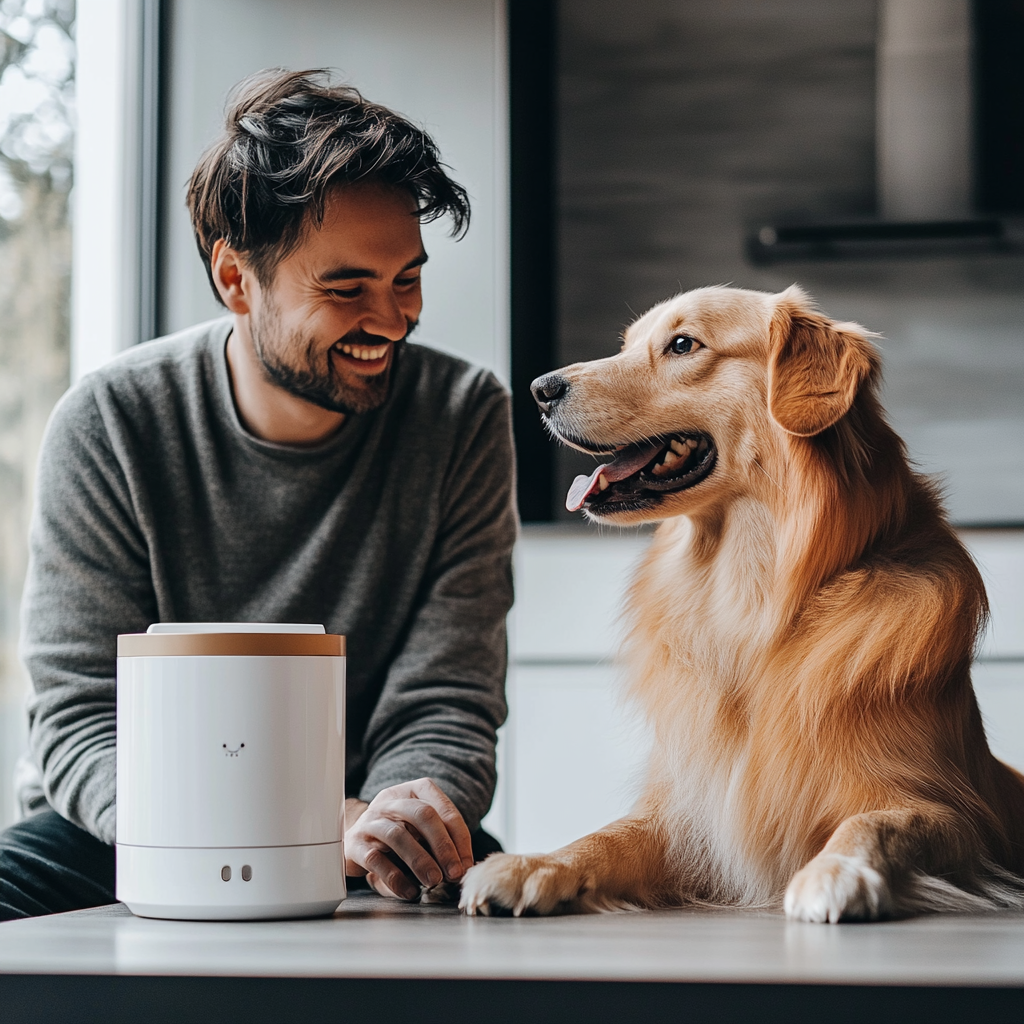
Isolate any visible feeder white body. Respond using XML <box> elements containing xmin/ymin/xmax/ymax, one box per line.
<box><xmin>116</xmin><ymin>623</ymin><xmax>346</xmax><ymax>920</ymax></box>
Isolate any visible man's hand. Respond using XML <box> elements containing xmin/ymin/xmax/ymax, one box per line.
<box><xmin>344</xmin><ymin>778</ymin><xmax>475</xmax><ymax>900</ymax></box>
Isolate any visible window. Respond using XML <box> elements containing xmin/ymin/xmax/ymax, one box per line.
<box><xmin>0</xmin><ymin>0</ymin><xmax>74</xmax><ymax>828</ymax></box>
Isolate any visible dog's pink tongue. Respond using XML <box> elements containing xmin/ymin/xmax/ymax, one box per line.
<box><xmin>566</xmin><ymin>465</ymin><xmax>607</xmax><ymax>512</ymax></box>
<box><xmin>565</xmin><ymin>442</ymin><xmax>662</xmax><ymax>512</ymax></box>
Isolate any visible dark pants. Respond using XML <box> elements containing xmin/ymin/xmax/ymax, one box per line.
<box><xmin>0</xmin><ymin>810</ymin><xmax>115</xmax><ymax>921</ymax></box>
<box><xmin>0</xmin><ymin>809</ymin><xmax>503</xmax><ymax>921</ymax></box>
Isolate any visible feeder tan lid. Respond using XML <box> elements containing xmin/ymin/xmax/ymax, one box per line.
<box><xmin>117</xmin><ymin>623</ymin><xmax>345</xmax><ymax>657</ymax></box>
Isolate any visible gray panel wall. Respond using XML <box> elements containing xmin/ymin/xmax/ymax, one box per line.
<box><xmin>555</xmin><ymin>0</ymin><xmax>1024</xmax><ymax>524</ymax></box>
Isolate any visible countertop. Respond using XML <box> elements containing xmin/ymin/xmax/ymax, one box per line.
<box><xmin>2</xmin><ymin>893</ymin><xmax>1024</xmax><ymax>1022</ymax></box>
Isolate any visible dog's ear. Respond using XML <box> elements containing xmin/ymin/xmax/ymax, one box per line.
<box><xmin>768</xmin><ymin>289</ymin><xmax>877</xmax><ymax>437</ymax></box>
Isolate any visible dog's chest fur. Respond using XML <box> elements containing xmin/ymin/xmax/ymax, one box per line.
<box><xmin>622</xmin><ymin>511</ymin><xmax>815</xmax><ymax>905</ymax></box>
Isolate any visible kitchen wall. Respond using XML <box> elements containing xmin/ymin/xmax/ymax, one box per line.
<box><xmin>554</xmin><ymin>0</ymin><xmax>1024</xmax><ymax>525</ymax></box>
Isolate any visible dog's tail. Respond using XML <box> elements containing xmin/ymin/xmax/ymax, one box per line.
<box><xmin>902</xmin><ymin>862</ymin><xmax>1024</xmax><ymax>914</ymax></box>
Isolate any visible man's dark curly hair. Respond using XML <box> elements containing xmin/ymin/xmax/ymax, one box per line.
<box><xmin>187</xmin><ymin>68</ymin><xmax>471</xmax><ymax>301</ymax></box>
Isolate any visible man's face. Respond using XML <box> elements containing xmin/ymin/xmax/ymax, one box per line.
<box><xmin>248</xmin><ymin>181</ymin><xmax>426</xmax><ymax>415</ymax></box>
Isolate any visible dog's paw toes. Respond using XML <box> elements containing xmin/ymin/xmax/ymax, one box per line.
<box><xmin>419</xmin><ymin>880</ymin><xmax>461</xmax><ymax>905</ymax></box>
<box><xmin>459</xmin><ymin>854</ymin><xmax>583</xmax><ymax>917</ymax></box>
<box><xmin>784</xmin><ymin>853</ymin><xmax>891</xmax><ymax>923</ymax></box>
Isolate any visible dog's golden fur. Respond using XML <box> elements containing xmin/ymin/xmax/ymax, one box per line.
<box><xmin>460</xmin><ymin>284</ymin><xmax>1024</xmax><ymax>922</ymax></box>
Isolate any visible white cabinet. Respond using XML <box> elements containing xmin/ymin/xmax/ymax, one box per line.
<box><xmin>967</xmin><ymin>531</ymin><xmax>1024</xmax><ymax>660</ymax></box>
<box><xmin>974</xmin><ymin>662</ymin><xmax>1024</xmax><ymax>772</ymax></box>
<box><xmin>503</xmin><ymin>664</ymin><xmax>649</xmax><ymax>855</ymax></box>
<box><xmin>967</xmin><ymin>529</ymin><xmax>1024</xmax><ymax>772</ymax></box>
<box><xmin>483</xmin><ymin>529</ymin><xmax>651</xmax><ymax>850</ymax></box>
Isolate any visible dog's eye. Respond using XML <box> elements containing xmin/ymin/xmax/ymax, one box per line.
<box><xmin>668</xmin><ymin>335</ymin><xmax>702</xmax><ymax>355</ymax></box>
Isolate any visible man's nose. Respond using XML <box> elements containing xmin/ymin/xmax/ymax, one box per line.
<box><xmin>531</xmin><ymin>374</ymin><xmax>568</xmax><ymax>415</ymax></box>
<box><xmin>362</xmin><ymin>293</ymin><xmax>410</xmax><ymax>341</ymax></box>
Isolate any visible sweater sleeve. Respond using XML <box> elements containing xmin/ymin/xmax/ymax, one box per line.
<box><xmin>357</xmin><ymin>380</ymin><xmax>517</xmax><ymax>832</ymax></box>
<box><xmin>19</xmin><ymin>382</ymin><xmax>156</xmax><ymax>844</ymax></box>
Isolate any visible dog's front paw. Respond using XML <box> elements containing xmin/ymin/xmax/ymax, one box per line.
<box><xmin>419</xmin><ymin>880</ymin><xmax>461</xmax><ymax>905</ymax></box>
<box><xmin>459</xmin><ymin>853</ymin><xmax>584</xmax><ymax>916</ymax></box>
<box><xmin>784</xmin><ymin>853</ymin><xmax>892</xmax><ymax>923</ymax></box>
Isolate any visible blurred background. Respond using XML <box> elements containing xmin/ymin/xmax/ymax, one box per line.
<box><xmin>0</xmin><ymin>0</ymin><xmax>1021</xmax><ymax>853</ymax></box>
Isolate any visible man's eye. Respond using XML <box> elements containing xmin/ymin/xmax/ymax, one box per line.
<box><xmin>395</xmin><ymin>275</ymin><xmax>420</xmax><ymax>288</ymax></box>
<box><xmin>330</xmin><ymin>288</ymin><xmax>361</xmax><ymax>299</ymax></box>
<box><xmin>667</xmin><ymin>334</ymin><xmax>702</xmax><ymax>355</ymax></box>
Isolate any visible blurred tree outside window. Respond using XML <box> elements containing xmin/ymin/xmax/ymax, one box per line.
<box><xmin>0</xmin><ymin>0</ymin><xmax>74</xmax><ymax>827</ymax></box>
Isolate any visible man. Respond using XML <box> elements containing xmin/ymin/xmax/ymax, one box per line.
<box><xmin>0</xmin><ymin>69</ymin><xmax>516</xmax><ymax>919</ymax></box>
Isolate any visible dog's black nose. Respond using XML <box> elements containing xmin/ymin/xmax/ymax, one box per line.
<box><xmin>531</xmin><ymin>374</ymin><xmax>568</xmax><ymax>415</ymax></box>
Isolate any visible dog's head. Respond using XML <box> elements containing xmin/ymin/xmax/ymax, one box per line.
<box><xmin>534</xmin><ymin>285</ymin><xmax>880</xmax><ymax>525</ymax></box>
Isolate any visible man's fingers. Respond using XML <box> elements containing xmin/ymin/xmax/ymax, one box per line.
<box><xmin>400</xmin><ymin>779</ymin><xmax>474</xmax><ymax>871</ymax></box>
<box><xmin>366</xmin><ymin>871</ymin><xmax>408</xmax><ymax>901</ymax></box>
<box><xmin>385</xmin><ymin>798</ymin><xmax>465</xmax><ymax>879</ymax></box>
<box><xmin>362</xmin><ymin>847</ymin><xmax>419</xmax><ymax>901</ymax></box>
<box><xmin>351</xmin><ymin>779</ymin><xmax>476</xmax><ymax>901</ymax></box>
<box><xmin>363</xmin><ymin>813</ymin><xmax>447</xmax><ymax>888</ymax></box>
<box><xmin>344</xmin><ymin>854</ymin><xmax>368</xmax><ymax>878</ymax></box>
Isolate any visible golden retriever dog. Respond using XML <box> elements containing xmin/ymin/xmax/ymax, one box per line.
<box><xmin>460</xmin><ymin>284</ymin><xmax>1024</xmax><ymax>922</ymax></box>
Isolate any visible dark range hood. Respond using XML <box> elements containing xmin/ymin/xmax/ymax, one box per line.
<box><xmin>747</xmin><ymin>0</ymin><xmax>1023</xmax><ymax>264</ymax></box>
<box><xmin>748</xmin><ymin>217</ymin><xmax>1018</xmax><ymax>263</ymax></box>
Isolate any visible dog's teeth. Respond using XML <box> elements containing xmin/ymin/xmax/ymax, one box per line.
<box><xmin>598</xmin><ymin>473</ymin><xmax>610</xmax><ymax>491</ymax></box>
<box><xmin>663</xmin><ymin>450</ymin><xmax>680</xmax><ymax>464</ymax></box>
<box><xmin>670</xmin><ymin>440</ymin><xmax>686</xmax><ymax>455</ymax></box>
<box><xmin>686</xmin><ymin>437</ymin><xmax>698</xmax><ymax>449</ymax></box>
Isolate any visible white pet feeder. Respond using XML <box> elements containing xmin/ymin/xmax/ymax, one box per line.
<box><xmin>115</xmin><ymin>623</ymin><xmax>346</xmax><ymax>920</ymax></box>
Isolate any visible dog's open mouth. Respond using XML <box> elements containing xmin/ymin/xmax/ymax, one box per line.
<box><xmin>565</xmin><ymin>433</ymin><xmax>717</xmax><ymax>513</ymax></box>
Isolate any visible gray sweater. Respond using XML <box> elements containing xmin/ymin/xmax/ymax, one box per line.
<box><xmin>18</xmin><ymin>317</ymin><xmax>516</xmax><ymax>844</ymax></box>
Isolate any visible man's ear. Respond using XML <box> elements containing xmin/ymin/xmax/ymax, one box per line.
<box><xmin>767</xmin><ymin>287</ymin><xmax>878</xmax><ymax>437</ymax></box>
<box><xmin>210</xmin><ymin>239</ymin><xmax>252</xmax><ymax>315</ymax></box>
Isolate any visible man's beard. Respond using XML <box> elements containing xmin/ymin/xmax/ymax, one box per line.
<box><xmin>250</xmin><ymin>297</ymin><xmax>411</xmax><ymax>416</ymax></box>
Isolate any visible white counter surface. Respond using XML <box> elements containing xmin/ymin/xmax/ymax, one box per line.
<box><xmin>1</xmin><ymin>892</ymin><xmax>1023</xmax><ymax>988</ymax></box>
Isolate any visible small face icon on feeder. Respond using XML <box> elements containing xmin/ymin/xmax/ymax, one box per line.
<box><xmin>222</xmin><ymin>742</ymin><xmax>245</xmax><ymax>757</ymax></box>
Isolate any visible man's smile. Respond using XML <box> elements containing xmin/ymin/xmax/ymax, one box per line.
<box><xmin>331</xmin><ymin>340</ymin><xmax>393</xmax><ymax>375</ymax></box>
